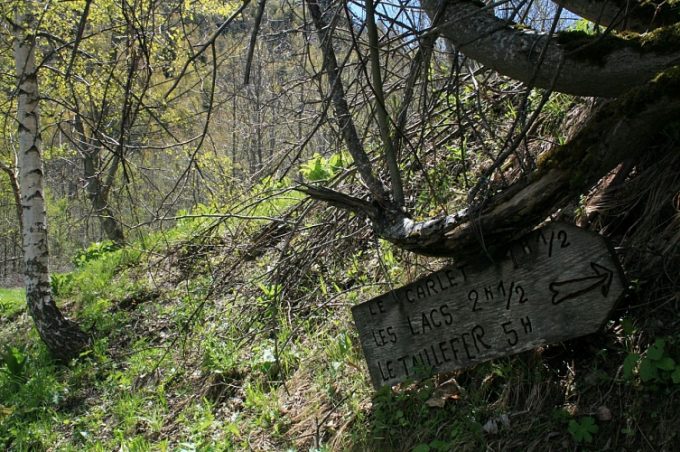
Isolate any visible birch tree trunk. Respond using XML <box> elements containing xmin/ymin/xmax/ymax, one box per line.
<box><xmin>14</xmin><ymin>5</ymin><xmax>89</xmax><ymax>361</ymax></box>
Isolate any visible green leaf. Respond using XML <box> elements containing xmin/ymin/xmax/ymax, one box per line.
<box><xmin>647</xmin><ymin>339</ymin><xmax>666</xmax><ymax>361</ymax></box>
<box><xmin>623</xmin><ymin>353</ymin><xmax>639</xmax><ymax>380</ymax></box>
<box><xmin>671</xmin><ymin>367</ymin><xmax>680</xmax><ymax>384</ymax></box>
<box><xmin>569</xmin><ymin>417</ymin><xmax>599</xmax><ymax>443</ymax></box>
<box><xmin>639</xmin><ymin>358</ymin><xmax>659</xmax><ymax>382</ymax></box>
<box><xmin>621</xmin><ymin>318</ymin><xmax>635</xmax><ymax>335</ymax></box>
<box><xmin>656</xmin><ymin>357</ymin><xmax>676</xmax><ymax>371</ymax></box>
<box><xmin>429</xmin><ymin>440</ymin><xmax>450</xmax><ymax>451</ymax></box>
<box><xmin>412</xmin><ymin>444</ymin><xmax>430</xmax><ymax>452</ymax></box>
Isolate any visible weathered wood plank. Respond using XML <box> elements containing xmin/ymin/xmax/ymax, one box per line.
<box><xmin>351</xmin><ymin>222</ymin><xmax>625</xmax><ymax>388</ymax></box>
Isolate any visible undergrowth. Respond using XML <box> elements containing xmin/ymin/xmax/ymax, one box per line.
<box><xmin>1</xmin><ymin>128</ymin><xmax>679</xmax><ymax>451</ymax></box>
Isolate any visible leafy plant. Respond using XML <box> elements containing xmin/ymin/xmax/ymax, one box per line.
<box><xmin>72</xmin><ymin>240</ymin><xmax>119</xmax><ymax>268</ymax></box>
<box><xmin>0</xmin><ymin>288</ymin><xmax>25</xmax><ymax>318</ymax></box>
<box><xmin>51</xmin><ymin>272</ymin><xmax>74</xmax><ymax>297</ymax></box>
<box><xmin>300</xmin><ymin>151</ymin><xmax>349</xmax><ymax>182</ymax></box>
<box><xmin>412</xmin><ymin>439</ymin><xmax>454</xmax><ymax>452</ymax></box>
<box><xmin>624</xmin><ymin>338</ymin><xmax>680</xmax><ymax>384</ymax></box>
<box><xmin>0</xmin><ymin>346</ymin><xmax>28</xmax><ymax>389</ymax></box>
<box><xmin>568</xmin><ymin>416</ymin><xmax>599</xmax><ymax>443</ymax></box>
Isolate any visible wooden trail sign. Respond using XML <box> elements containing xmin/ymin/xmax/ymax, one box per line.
<box><xmin>352</xmin><ymin>222</ymin><xmax>625</xmax><ymax>388</ymax></box>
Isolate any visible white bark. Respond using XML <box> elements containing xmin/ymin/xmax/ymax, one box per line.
<box><xmin>15</xmin><ymin>8</ymin><xmax>48</xmax><ymax>316</ymax></box>
<box><xmin>421</xmin><ymin>0</ymin><xmax>680</xmax><ymax>97</ymax></box>
<box><xmin>14</xmin><ymin>5</ymin><xmax>88</xmax><ymax>360</ymax></box>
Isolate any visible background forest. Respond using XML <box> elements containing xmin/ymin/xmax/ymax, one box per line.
<box><xmin>1</xmin><ymin>0</ymin><xmax>679</xmax><ymax>450</ymax></box>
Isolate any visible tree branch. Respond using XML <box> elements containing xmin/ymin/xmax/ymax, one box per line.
<box><xmin>306</xmin><ymin>0</ymin><xmax>388</xmax><ymax>204</ymax></box>
<box><xmin>421</xmin><ymin>0</ymin><xmax>680</xmax><ymax>97</ymax></box>
<box><xmin>366</xmin><ymin>0</ymin><xmax>404</xmax><ymax>206</ymax></box>
<box><xmin>373</xmin><ymin>67</ymin><xmax>680</xmax><ymax>257</ymax></box>
<box><xmin>553</xmin><ymin>0</ymin><xmax>680</xmax><ymax>33</ymax></box>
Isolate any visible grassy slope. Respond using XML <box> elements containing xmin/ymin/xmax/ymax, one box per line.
<box><xmin>1</xmin><ymin>199</ymin><xmax>679</xmax><ymax>451</ymax></box>
<box><xmin>0</xmin><ymin>288</ymin><xmax>25</xmax><ymax>320</ymax></box>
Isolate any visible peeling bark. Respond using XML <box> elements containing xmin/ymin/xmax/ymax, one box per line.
<box><xmin>14</xmin><ymin>7</ymin><xmax>89</xmax><ymax>361</ymax></box>
<box><xmin>421</xmin><ymin>0</ymin><xmax>680</xmax><ymax>97</ymax></box>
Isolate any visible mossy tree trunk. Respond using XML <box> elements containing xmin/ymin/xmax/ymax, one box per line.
<box><xmin>14</xmin><ymin>4</ymin><xmax>89</xmax><ymax>361</ymax></box>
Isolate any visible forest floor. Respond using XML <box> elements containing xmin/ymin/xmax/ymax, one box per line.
<box><xmin>1</xmin><ymin>210</ymin><xmax>679</xmax><ymax>451</ymax></box>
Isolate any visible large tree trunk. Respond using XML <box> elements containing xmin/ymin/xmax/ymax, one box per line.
<box><xmin>14</xmin><ymin>6</ymin><xmax>89</xmax><ymax>361</ymax></box>
<box><xmin>74</xmin><ymin>116</ymin><xmax>125</xmax><ymax>245</ymax></box>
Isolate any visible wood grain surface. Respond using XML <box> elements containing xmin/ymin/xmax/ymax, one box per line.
<box><xmin>352</xmin><ymin>222</ymin><xmax>625</xmax><ymax>388</ymax></box>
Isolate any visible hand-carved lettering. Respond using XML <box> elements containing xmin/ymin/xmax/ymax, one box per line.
<box><xmin>368</xmin><ymin>298</ymin><xmax>386</xmax><ymax>316</ymax></box>
<box><xmin>502</xmin><ymin>321</ymin><xmax>519</xmax><ymax>346</ymax></box>
<box><xmin>445</xmin><ymin>269</ymin><xmax>460</xmax><ymax>287</ymax></box>
<box><xmin>426</xmin><ymin>278</ymin><xmax>438</xmax><ymax>295</ymax></box>
<box><xmin>548</xmin><ymin>230</ymin><xmax>555</xmax><ymax>257</ymax></box>
<box><xmin>558</xmin><ymin>229</ymin><xmax>570</xmax><ymax>248</ymax></box>
<box><xmin>440</xmin><ymin>304</ymin><xmax>453</xmax><ymax>326</ymax></box>
<box><xmin>472</xmin><ymin>325</ymin><xmax>491</xmax><ymax>350</ymax></box>
<box><xmin>397</xmin><ymin>355</ymin><xmax>410</xmax><ymax>376</ymax></box>
<box><xmin>506</xmin><ymin>282</ymin><xmax>515</xmax><ymax>310</ymax></box>
<box><xmin>434</xmin><ymin>273</ymin><xmax>449</xmax><ymax>291</ymax></box>
<box><xmin>378</xmin><ymin>359</ymin><xmax>397</xmax><ymax>381</ymax></box>
<box><xmin>430</xmin><ymin>308</ymin><xmax>442</xmax><ymax>327</ymax></box>
<box><xmin>515</xmin><ymin>285</ymin><xmax>528</xmax><ymax>304</ymax></box>
<box><xmin>353</xmin><ymin>223</ymin><xmax>624</xmax><ymax>388</ymax></box>
<box><xmin>520</xmin><ymin>316</ymin><xmax>533</xmax><ymax>334</ymax></box>
<box><xmin>371</xmin><ymin>326</ymin><xmax>397</xmax><ymax>347</ymax></box>
<box><xmin>438</xmin><ymin>341</ymin><xmax>451</xmax><ymax>362</ymax></box>
<box><xmin>469</xmin><ymin>289</ymin><xmax>480</xmax><ymax>312</ymax></box>
<box><xmin>407</xmin><ymin>305</ymin><xmax>454</xmax><ymax>336</ymax></box>
<box><xmin>420</xmin><ymin>312</ymin><xmax>433</xmax><ymax>333</ymax></box>
<box><xmin>461</xmin><ymin>333</ymin><xmax>475</xmax><ymax>359</ymax></box>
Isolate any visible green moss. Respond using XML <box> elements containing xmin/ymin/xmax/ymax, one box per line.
<box><xmin>640</xmin><ymin>24</ymin><xmax>680</xmax><ymax>52</ymax></box>
<box><xmin>556</xmin><ymin>30</ymin><xmax>635</xmax><ymax>65</ymax></box>
<box><xmin>537</xmin><ymin>65</ymin><xmax>680</xmax><ymax>190</ymax></box>
<box><xmin>556</xmin><ymin>24</ymin><xmax>680</xmax><ymax>65</ymax></box>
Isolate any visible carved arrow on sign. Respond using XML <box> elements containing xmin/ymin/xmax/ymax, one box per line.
<box><xmin>351</xmin><ymin>222</ymin><xmax>626</xmax><ymax>388</ymax></box>
<box><xmin>550</xmin><ymin>263</ymin><xmax>613</xmax><ymax>305</ymax></box>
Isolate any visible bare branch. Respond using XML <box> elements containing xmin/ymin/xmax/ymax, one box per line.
<box><xmin>305</xmin><ymin>0</ymin><xmax>388</xmax><ymax>204</ymax></box>
<box><xmin>244</xmin><ymin>0</ymin><xmax>267</xmax><ymax>85</ymax></box>
<box><xmin>373</xmin><ymin>67</ymin><xmax>680</xmax><ymax>257</ymax></box>
<box><xmin>366</xmin><ymin>0</ymin><xmax>403</xmax><ymax>205</ymax></box>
